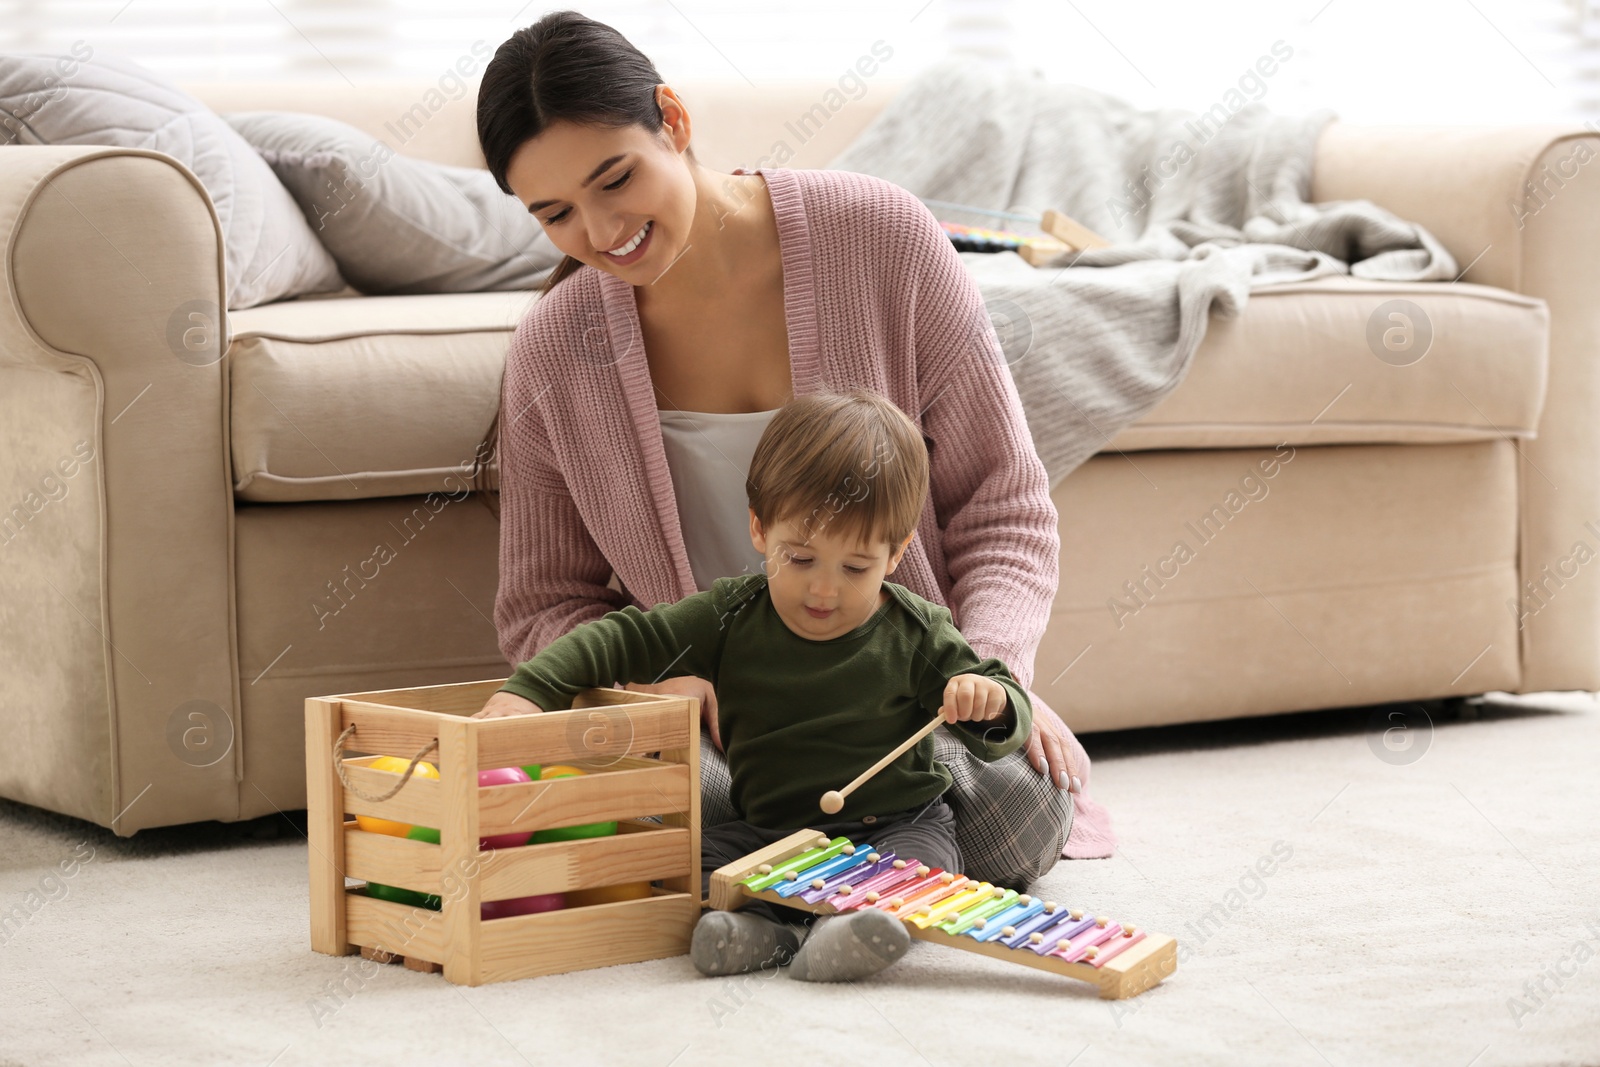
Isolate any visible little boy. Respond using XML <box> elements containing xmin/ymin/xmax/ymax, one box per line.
<box><xmin>474</xmin><ymin>389</ymin><xmax>1033</xmax><ymax>982</ymax></box>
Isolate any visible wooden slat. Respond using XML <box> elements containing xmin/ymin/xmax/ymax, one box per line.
<box><xmin>344</xmin><ymin>827</ymin><xmax>443</xmax><ymax>894</ymax></box>
<box><xmin>341</xmin><ymin>763</ymin><xmax>442</xmax><ymax>827</ymax></box>
<box><xmin>345</xmin><ymin>890</ymin><xmax>447</xmax><ymax>964</ymax></box>
<box><xmin>475</xmin><ymin>889</ymin><xmax>697</xmax><ymax>985</ymax></box>
<box><xmin>473</xmin><ymin>698</ymin><xmax>693</xmax><ymax>767</ymax></box>
<box><xmin>479</xmin><ymin>827</ymin><xmax>691</xmax><ymax>899</ymax></box>
<box><xmin>306</xmin><ymin>698</ymin><xmax>354</xmax><ymax>956</ymax></box>
<box><xmin>437</xmin><ymin>716</ymin><xmax>482</xmax><ymax>986</ymax></box>
<box><xmin>337</xmin><ymin>701</ymin><xmax>448</xmax><ymax>759</ymax></box>
<box><xmin>477</xmin><ymin>764</ymin><xmax>691</xmax><ymax>837</ymax></box>
<box><xmin>337</xmin><ymin>678</ymin><xmax>510</xmax><ymax>715</ymax></box>
<box><xmin>657</xmin><ymin>702</ymin><xmax>701</xmax><ymax>899</ymax></box>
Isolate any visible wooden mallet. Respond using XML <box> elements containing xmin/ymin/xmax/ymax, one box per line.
<box><xmin>819</xmin><ymin>707</ymin><xmax>955</xmax><ymax>815</ymax></box>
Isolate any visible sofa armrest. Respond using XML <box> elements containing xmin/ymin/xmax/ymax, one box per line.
<box><xmin>1</xmin><ymin>146</ymin><xmax>241</xmax><ymax>832</ymax></box>
<box><xmin>1313</xmin><ymin>123</ymin><xmax>1600</xmax><ymax>691</ymax></box>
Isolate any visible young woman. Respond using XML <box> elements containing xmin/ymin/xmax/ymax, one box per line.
<box><xmin>469</xmin><ymin>10</ymin><xmax>1108</xmax><ymax>885</ymax></box>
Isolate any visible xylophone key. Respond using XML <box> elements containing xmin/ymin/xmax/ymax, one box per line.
<box><xmin>868</xmin><ymin>866</ymin><xmax>941</xmax><ymax>912</ymax></box>
<box><xmin>909</xmin><ymin>883</ymin><xmax>994</xmax><ymax>928</ymax></box>
<box><xmin>1081</xmin><ymin>926</ymin><xmax>1147</xmax><ymax>968</ymax></box>
<box><xmin>885</xmin><ymin>873</ymin><xmax>969</xmax><ymax>920</ymax></box>
<box><xmin>770</xmin><ymin>843</ymin><xmax>879</xmax><ymax>898</ymax></box>
<box><xmin>997</xmin><ymin>903</ymin><xmax>1069</xmax><ymax>948</ymax></box>
<box><xmin>967</xmin><ymin>897</ymin><xmax>1045</xmax><ymax>942</ymax></box>
<box><xmin>1026</xmin><ymin>915</ymin><xmax>1098</xmax><ymax>956</ymax></box>
<box><xmin>799</xmin><ymin>851</ymin><xmax>895</xmax><ymax>905</ymax></box>
<box><xmin>939</xmin><ymin>887</ymin><xmax>1019</xmax><ymax>936</ymax></box>
<box><xmin>828</xmin><ymin>858</ymin><xmax>923</xmax><ymax>911</ymax></box>
<box><xmin>927</xmin><ymin>885</ymin><xmax>1004</xmax><ymax>931</ymax></box>
<box><xmin>1048</xmin><ymin>919</ymin><xmax>1123</xmax><ymax>963</ymax></box>
<box><xmin>742</xmin><ymin>837</ymin><xmax>853</xmax><ymax>892</ymax></box>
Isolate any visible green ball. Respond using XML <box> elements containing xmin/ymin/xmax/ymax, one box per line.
<box><xmin>365</xmin><ymin>881</ymin><xmax>440</xmax><ymax>910</ymax></box>
<box><xmin>520</xmin><ymin>764</ymin><xmax>542</xmax><ymax>781</ymax></box>
<box><xmin>530</xmin><ymin>820</ymin><xmax>618</xmax><ymax>844</ymax></box>
<box><xmin>406</xmin><ymin>825</ymin><xmax>440</xmax><ymax>845</ymax></box>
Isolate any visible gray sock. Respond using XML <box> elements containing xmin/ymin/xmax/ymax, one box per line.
<box><xmin>786</xmin><ymin>908</ymin><xmax>910</xmax><ymax>983</ymax></box>
<box><xmin>690</xmin><ymin>910</ymin><xmax>801</xmax><ymax>977</ymax></box>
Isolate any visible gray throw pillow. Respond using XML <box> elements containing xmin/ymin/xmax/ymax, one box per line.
<box><xmin>0</xmin><ymin>51</ymin><xmax>346</xmax><ymax>310</ymax></box>
<box><xmin>225</xmin><ymin>111</ymin><xmax>563</xmax><ymax>295</ymax></box>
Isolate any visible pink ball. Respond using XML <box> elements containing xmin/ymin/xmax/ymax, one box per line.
<box><xmin>477</xmin><ymin>766</ymin><xmax>531</xmax><ymax>787</ymax></box>
<box><xmin>480</xmin><ymin>892</ymin><xmax>566</xmax><ymax>921</ymax></box>
<box><xmin>477</xmin><ymin>766</ymin><xmax>533</xmax><ymax>850</ymax></box>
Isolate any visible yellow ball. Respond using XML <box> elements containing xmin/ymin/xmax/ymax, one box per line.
<box><xmin>564</xmin><ymin>881</ymin><xmax>653</xmax><ymax>907</ymax></box>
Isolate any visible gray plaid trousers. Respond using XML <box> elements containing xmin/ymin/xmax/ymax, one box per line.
<box><xmin>695</xmin><ymin>726</ymin><xmax>1073</xmax><ymax>890</ymax></box>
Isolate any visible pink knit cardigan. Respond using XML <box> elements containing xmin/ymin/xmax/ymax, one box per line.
<box><xmin>493</xmin><ymin>165</ymin><xmax>1114</xmax><ymax>859</ymax></box>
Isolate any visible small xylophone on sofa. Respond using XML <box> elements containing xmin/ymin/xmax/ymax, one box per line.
<box><xmin>709</xmin><ymin>829</ymin><xmax>1177</xmax><ymax>1000</ymax></box>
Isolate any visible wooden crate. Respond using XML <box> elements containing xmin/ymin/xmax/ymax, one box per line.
<box><xmin>305</xmin><ymin>678</ymin><xmax>700</xmax><ymax>986</ymax></box>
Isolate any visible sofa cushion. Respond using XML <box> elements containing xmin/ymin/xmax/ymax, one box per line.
<box><xmin>224</xmin><ymin>111</ymin><xmax>564</xmax><ymax>295</ymax></box>
<box><xmin>226</xmin><ymin>276</ymin><xmax>1549</xmax><ymax>504</ymax></box>
<box><xmin>1108</xmin><ymin>275</ymin><xmax>1549</xmax><ymax>451</ymax></box>
<box><xmin>0</xmin><ymin>52</ymin><xmax>345</xmax><ymax>310</ymax></box>
<box><xmin>228</xmin><ymin>291</ymin><xmax>531</xmax><ymax>502</ymax></box>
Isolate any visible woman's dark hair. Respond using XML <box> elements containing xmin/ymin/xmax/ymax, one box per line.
<box><xmin>468</xmin><ymin>10</ymin><xmax>696</xmax><ymax>517</ymax></box>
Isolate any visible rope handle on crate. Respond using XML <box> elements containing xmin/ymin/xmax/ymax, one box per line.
<box><xmin>332</xmin><ymin>725</ymin><xmax>440</xmax><ymax>803</ymax></box>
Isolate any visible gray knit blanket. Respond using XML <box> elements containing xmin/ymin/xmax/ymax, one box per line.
<box><xmin>826</xmin><ymin>58</ymin><xmax>1458</xmax><ymax>488</ymax></box>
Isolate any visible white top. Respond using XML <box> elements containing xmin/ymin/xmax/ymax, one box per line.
<box><xmin>656</xmin><ymin>407</ymin><xmax>782</xmax><ymax>592</ymax></box>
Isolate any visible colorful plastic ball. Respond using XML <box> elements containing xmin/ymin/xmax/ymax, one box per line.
<box><xmin>406</xmin><ymin>824</ymin><xmax>440</xmax><ymax>845</ymax></box>
<box><xmin>478</xmin><ymin>766</ymin><xmax>532</xmax><ymax>787</ymax></box>
<box><xmin>530</xmin><ymin>820</ymin><xmax>617</xmax><ymax>844</ymax></box>
<box><xmin>480</xmin><ymin>892</ymin><xmax>565</xmax><ymax>921</ymax></box>
<box><xmin>477</xmin><ymin>766</ymin><xmax>533</xmax><ymax>850</ymax></box>
<box><xmin>365</xmin><ymin>881</ymin><xmax>441</xmax><ymax>910</ymax></box>
<box><xmin>353</xmin><ymin>756</ymin><xmax>438</xmax><ymax>838</ymax></box>
<box><xmin>564</xmin><ymin>882</ymin><xmax>653</xmax><ymax>907</ymax></box>
<box><xmin>529</xmin><ymin>766</ymin><xmax>617</xmax><ymax>843</ymax></box>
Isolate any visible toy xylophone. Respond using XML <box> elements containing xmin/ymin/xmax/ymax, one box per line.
<box><xmin>940</xmin><ymin>219</ymin><xmax>1051</xmax><ymax>255</ymax></box>
<box><xmin>932</xmin><ymin>204</ymin><xmax>1112</xmax><ymax>266</ymax></box>
<box><xmin>709</xmin><ymin>829</ymin><xmax>1178</xmax><ymax>1000</ymax></box>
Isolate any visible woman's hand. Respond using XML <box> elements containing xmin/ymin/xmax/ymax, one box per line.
<box><xmin>472</xmin><ymin>692</ymin><xmax>545</xmax><ymax>719</ymax></box>
<box><xmin>624</xmin><ymin>676</ymin><xmax>721</xmax><ymax>752</ymax></box>
<box><xmin>1025</xmin><ymin>699</ymin><xmax>1082</xmax><ymax>793</ymax></box>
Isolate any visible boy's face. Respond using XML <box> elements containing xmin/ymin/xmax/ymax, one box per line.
<box><xmin>749</xmin><ymin>511</ymin><xmax>915</xmax><ymax>641</ymax></box>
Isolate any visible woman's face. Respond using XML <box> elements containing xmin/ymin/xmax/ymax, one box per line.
<box><xmin>749</xmin><ymin>512</ymin><xmax>914</xmax><ymax>642</ymax></box>
<box><xmin>503</xmin><ymin>89</ymin><xmax>697</xmax><ymax>283</ymax></box>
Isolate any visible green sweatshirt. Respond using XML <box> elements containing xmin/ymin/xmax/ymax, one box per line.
<box><xmin>498</xmin><ymin>572</ymin><xmax>1033</xmax><ymax>829</ymax></box>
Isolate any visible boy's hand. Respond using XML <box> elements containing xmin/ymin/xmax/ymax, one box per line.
<box><xmin>472</xmin><ymin>692</ymin><xmax>546</xmax><ymax>719</ymax></box>
<box><xmin>940</xmin><ymin>674</ymin><xmax>1010</xmax><ymax>725</ymax></box>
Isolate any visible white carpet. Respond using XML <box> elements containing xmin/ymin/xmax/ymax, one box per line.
<box><xmin>2</xmin><ymin>692</ymin><xmax>1596</xmax><ymax>1067</ymax></box>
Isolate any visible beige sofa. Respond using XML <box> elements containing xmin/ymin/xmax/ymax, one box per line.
<box><xmin>2</xmin><ymin>77</ymin><xmax>1596</xmax><ymax>835</ymax></box>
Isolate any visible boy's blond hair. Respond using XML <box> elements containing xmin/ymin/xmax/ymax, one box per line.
<box><xmin>745</xmin><ymin>389</ymin><xmax>929</xmax><ymax>555</ymax></box>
